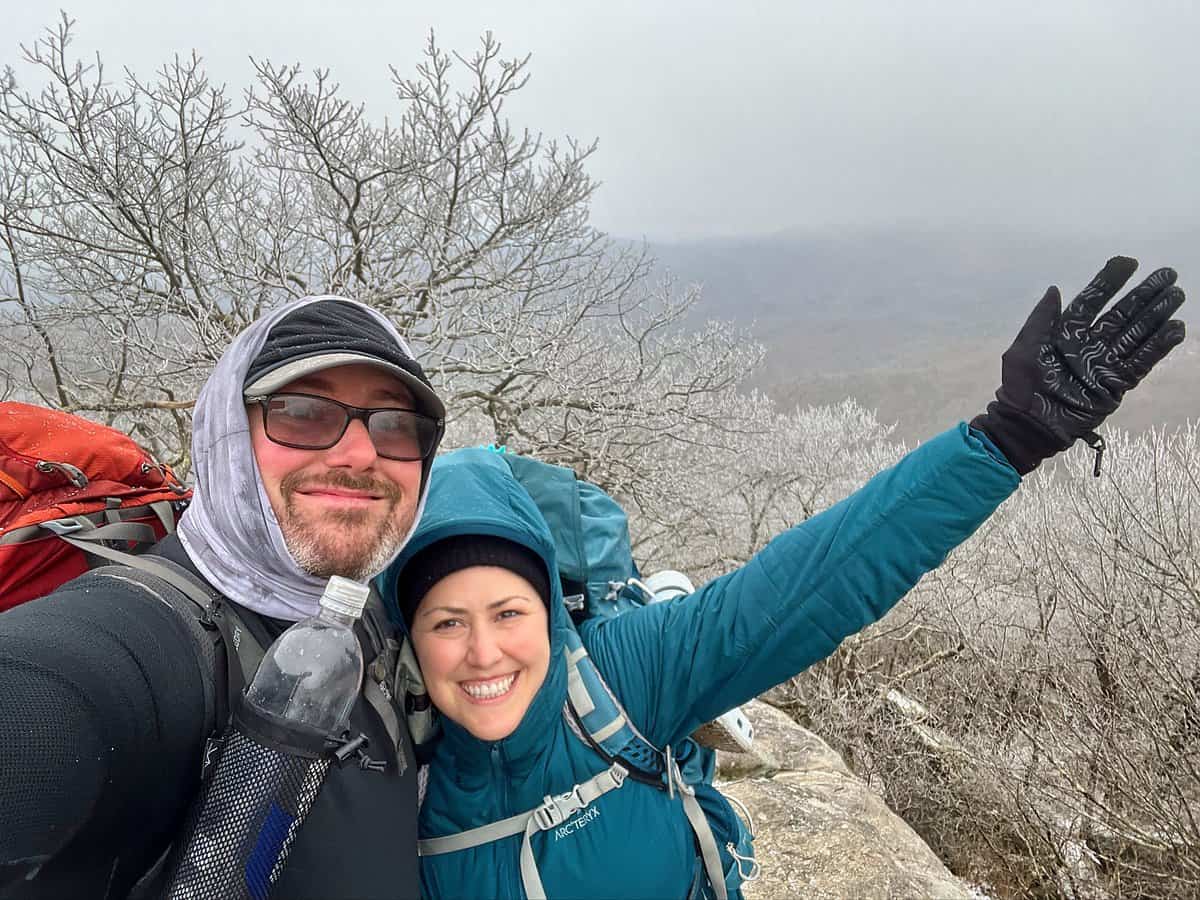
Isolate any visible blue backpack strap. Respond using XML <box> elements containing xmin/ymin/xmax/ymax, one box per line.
<box><xmin>560</xmin><ymin>628</ymin><xmax>735</xmax><ymax>900</ymax></box>
<box><xmin>560</xmin><ymin>627</ymin><xmax>664</xmax><ymax>776</ymax></box>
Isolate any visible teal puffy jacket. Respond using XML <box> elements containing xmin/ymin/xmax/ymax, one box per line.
<box><xmin>377</xmin><ymin>424</ymin><xmax>1019</xmax><ymax>899</ymax></box>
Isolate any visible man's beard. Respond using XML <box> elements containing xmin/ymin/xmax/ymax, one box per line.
<box><xmin>276</xmin><ymin>469</ymin><xmax>416</xmax><ymax>582</ymax></box>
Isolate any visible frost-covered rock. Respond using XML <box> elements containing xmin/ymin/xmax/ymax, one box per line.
<box><xmin>716</xmin><ymin>700</ymin><xmax>974</xmax><ymax>899</ymax></box>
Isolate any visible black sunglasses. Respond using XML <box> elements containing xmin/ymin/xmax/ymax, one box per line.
<box><xmin>246</xmin><ymin>392</ymin><xmax>444</xmax><ymax>462</ymax></box>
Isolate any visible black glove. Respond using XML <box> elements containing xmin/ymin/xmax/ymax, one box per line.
<box><xmin>972</xmin><ymin>256</ymin><xmax>1186</xmax><ymax>476</ymax></box>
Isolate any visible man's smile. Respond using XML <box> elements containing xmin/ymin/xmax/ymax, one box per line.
<box><xmin>296</xmin><ymin>485</ymin><xmax>386</xmax><ymax>505</ymax></box>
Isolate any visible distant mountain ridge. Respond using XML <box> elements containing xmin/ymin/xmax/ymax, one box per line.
<box><xmin>647</xmin><ymin>226</ymin><xmax>1200</xmax><ymax>442</ymax></box>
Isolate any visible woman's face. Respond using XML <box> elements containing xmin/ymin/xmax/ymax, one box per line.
<box><xmin>409</xmin><ymin>565</ymin><xmax>551</xmax><ymax>742</ymax></box>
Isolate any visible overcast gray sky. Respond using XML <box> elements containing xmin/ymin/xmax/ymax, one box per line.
<box><xmin>9</xmin><ymin>1</ymin><xmax>1199</xmax><ymax>241</ymax></box>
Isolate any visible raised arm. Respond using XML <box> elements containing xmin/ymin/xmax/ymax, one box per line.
<box><xmin>588</xmin><ymin>256</ymin><xmax>1185</xmax><ymax>748</ymax></box>
<box><xmin>584</xmin><ymin>424</ymin><xmax>1017</xmax><ymax>746</ymax></box>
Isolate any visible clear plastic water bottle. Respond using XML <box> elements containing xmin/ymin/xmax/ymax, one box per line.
<box><xmin>161</xmin><ymin>577</ymin><xmax>370</xmax><ymax>899</ymax></box>
<box><xmin>245</xmin><ymin>575</ymin><xmax>368</xmax><ymax>733</ymax></box>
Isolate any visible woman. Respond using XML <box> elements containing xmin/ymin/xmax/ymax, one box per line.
<box><xmin>379</xmin><ymin>257</ymin><xmax>1185</xmax><ymax>899</ymax></box>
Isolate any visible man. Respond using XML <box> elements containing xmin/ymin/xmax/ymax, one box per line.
<box><xmin>0</xmin><ymin>296</ymin><xmax>443</xmax><ymax>898</ymax></box>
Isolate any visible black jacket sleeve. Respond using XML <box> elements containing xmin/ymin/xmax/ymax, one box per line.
<box><xmin>0</xmin><ymin>571</ymin><xmax>210</xmax><ymax>897</ymax></box>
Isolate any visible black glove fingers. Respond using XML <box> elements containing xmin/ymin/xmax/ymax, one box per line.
<box><xmin>1037</xmin><ymin>345</ymin><xmax>1110</xmax><ymax>409</ymax></box>
<box><xmin>1060</xmin><ymin>255</ymin><xmax>1139</xmax><ymax>333</ymax></box>
<box><xmin>1012</xmin><ymin>286</ymin><xmax>1062</xmax><ymax>346</ymax></box>
<box><xmin>978</xmin><ymin>255</ymin><xmax>1185</xmax><ymax>475</ymax></box>
<box><xmin>1112</xmin><ymin>285</ymin><xmax>1186</xmax><ymax>359</ymax></box>
<box><xmin>1092</xmin><ymin>266</ymin><xmax>1178</xmax><ymax>342</ymax></box>
<box><xmin>1091</xmin><ymin>358</ymin><xmax>1137</xmax><ymax>397</ymax></box>
<box><xmin>1125</xmin><ymin>319</ymin><xmax>1187</xmax><ymax>381</ymax></box>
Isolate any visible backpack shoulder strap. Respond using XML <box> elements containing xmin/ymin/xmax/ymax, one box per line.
<box><xmin>560</xmin><ymin>627</ymin><xmax>664</xmax><ymax>778</ymax></box>
<box><xmin>57</xmin><ymin>534</ymin><xmax>215</xmax><ymax>614</ymax></box>
<box><xmin>359</xmin><ymin>588</ymin><xmax>419</xmax><ymax>774</ymax></box>
<box><xmin>83</xmin><ymin>539</ymin><xmax>416</xmax><ymax>776</ymax></box>
<box><xmin>418</xmin><ymin>761</ymin><xmax>629</xmax><ymax>900</ymax></box>
<box><xmin>560</xmin><ymin>628</ymin><xmax>732</xmax><ymax>900</ymax></box>
<box><xmin>65</xmin><ymin>539</ymin><xmax>265</xmax><ymax>732</ymax></box>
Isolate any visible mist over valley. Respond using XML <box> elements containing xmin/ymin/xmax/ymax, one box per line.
<box><xmin>650</xmin><ymin>225</ymin><xmax>1200</xmax><ymax>443</ymax></box>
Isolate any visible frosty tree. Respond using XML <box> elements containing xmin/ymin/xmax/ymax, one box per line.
<box><xmin>0</xmin><ymin>16</ymin><xmax>757</xmax><ymax>498</ymax></box>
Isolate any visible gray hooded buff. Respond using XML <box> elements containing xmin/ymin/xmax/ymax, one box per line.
<box><xmin>177</xmin><ymin>295</ymin><xmax>432</xmax><ymax>621</ymax></box>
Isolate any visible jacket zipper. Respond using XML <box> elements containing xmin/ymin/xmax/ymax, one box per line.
<box><xmin>490</xmin><ymin>744</ymin><xmax>509</xmax><ymax>814</ymax></box>
<box><xmin>488</xmin><ymin>744</ymin><xmax>519</xmax><ymax>893</ymax></box>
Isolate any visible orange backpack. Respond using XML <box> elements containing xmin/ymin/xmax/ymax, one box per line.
<box><xmin>0</xmin><ymin>402</ymin><xmax>191</xmax><ymax>610</ymax></box>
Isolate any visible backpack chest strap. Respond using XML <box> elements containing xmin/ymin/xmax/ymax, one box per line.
<box><xmin>418</xmin><ymin>762</ymin><xmax>628</xmax><ymax>900</ymax></box>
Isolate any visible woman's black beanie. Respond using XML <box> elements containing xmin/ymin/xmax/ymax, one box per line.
<box><xmin>397</xmin><ymin>534</ymin><xmax>552</xmax><ymax>628</ymax></box>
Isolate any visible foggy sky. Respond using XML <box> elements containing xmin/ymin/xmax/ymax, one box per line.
<box><xmin>9</xmin><ymin>0</ymin><xmax>1200</xmax><ymax>241</ymax></box>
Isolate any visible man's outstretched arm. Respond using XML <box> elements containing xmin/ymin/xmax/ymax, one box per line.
<box><xmin>0</xmin><ymin>577</ymin><xmax>209</xmax><ymax>895</ymax></box>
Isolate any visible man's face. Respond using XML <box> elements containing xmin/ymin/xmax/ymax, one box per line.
<box><xmin>247</xmin><ymin>362</ymin><xmax>425</xmax><ymax>581</ymax></box>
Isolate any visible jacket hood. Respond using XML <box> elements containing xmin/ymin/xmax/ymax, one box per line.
<box><xmin>177</xmin><ymin>295</ymin><xmax>435</xmax><ymax>621</ymax></box>
<box><xmin>378</xmin><ymin>447</ymin><xmax>571</xmax><ymax>770</ymax></box>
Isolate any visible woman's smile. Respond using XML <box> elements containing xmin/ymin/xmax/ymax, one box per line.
<box><xmin>460</xmin><ymin>672</ymin><xmax>518</xmax><ymax>702</ymax></box>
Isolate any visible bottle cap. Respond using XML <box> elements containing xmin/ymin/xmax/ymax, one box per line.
<box><xmin>319</xmin><ymin>576</ymin><xmax>371</xmax><ymax>619</ymax></box>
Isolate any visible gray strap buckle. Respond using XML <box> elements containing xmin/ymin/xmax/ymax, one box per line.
<box><xmin>35</xmin><ymin>460</ymin><xmax>88</xmax><ymax>489</ymax></box>
<box><xmin>562</xmin><ymin>593</ymin><xmax>586</xmax><ymax>613</ymax></box>
<box><xmin>532</xmin><ymin>787</ymin><xmax>586</xmax><ymax>831</ymax></box>
<box><xmin>41</xmin><ymin>517</ymin><xmax>87</xmax><ymax>536</ymax></box>
<box><xmin>603</xmin><ymin>580</ymin><xmax>626</xmax><ymax>602</ymax></box>
<box><xmin>531</xmin><ymin>763</ymin><xmax>627</xmax><ymax>831</ymax></box>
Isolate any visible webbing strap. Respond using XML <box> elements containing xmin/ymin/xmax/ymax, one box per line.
<box><xmin>566</xmin><ymin>646</ymin><xmax>587</xmax><ymax>665</ymax></box>
<box><xmin>565</xmin><ymin>643</ymin><xmax>633</xmax><ymax>743</ymax></box>
<box><xmin>518</xmin><ymin>763</ymin><xmax>627</xmax><ymax>900</ymax></box>
<box><xmin>560</xmin><ymin>633</ymin><xmax>732</xmax><ymax>898</ymax></box>
<box><xmin>77</xmin><ymin>546</ymin><xmax>263</xmax><ymax>744</ymax></box>
<box><xmin>564</xmin><ymin>644</ymin><xmax>592</xmax><ymax>717</ymax></box>
<box><xmin>55</xmin><ymin>536</ymin><xmax>217</xmax><ymax>613</ymax></box>
<box><xmin>363</xmin><ymin>677</ymin><xmax>405</xmax><ymax>774</ymax></box>
<box><xmin>37</xmin><ymin>502</ymin><xmax>178</xmax><ymax>547</ymax></box>
<box><xmin>359</xmin><ymin>595</ymin><xmax>409</xmax><ymax>774</ymax></box>
<box><xmin>54</xmin><ymin>534</ymin><xmax>269</xmax><ymax>688</ymax></box>
<box><xmin>682</xmin><ymin>789</ymin><xmax>727</xmax><ymax>900</ymax></box>
<box><xmin>55</xmin><ymin>520</ymin><xmax>159</xmax><ymax>545</ymax></box>
<box><xmin>4</xmin><ymin>510</ymin><xmax>151</xmax><ymax>545</ymax></box>
<box><xmin>589</xmin><ymin>715</ymin><xmax>626</xmax><ymax>744</ymax></box>
<box><xmin>419</xmin><ymin>762</ymin><xmax>629</xmax><ymax>900</ymax></box>
<box><xmin>149</xmin><ymin>499</ymin><xmax>177</xmax><ymax>533</ymax></box>
<box><xmin>0</xmin><ymin>469</ymin><xmax>29</xmax><ymax>499</ymax></box>
<box><xmin>566</xmin><ymin>662</ymin><xmax>596</xmax><ymax>717</ymax></box>
<box><xmin>419</xmin><ymin>809</ymin><xmax>529</xmax><ymax>856</ymax></box>
<box><xmin>668</xmin><ymin>756</ymin><xmax>728</xmax><ymax>900</ymax></box>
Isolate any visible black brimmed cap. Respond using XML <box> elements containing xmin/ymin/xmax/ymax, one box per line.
<box><xmin>243</xmin><ymin>299</ymin><xmax>445</xmax><ymax>421</ymax></box>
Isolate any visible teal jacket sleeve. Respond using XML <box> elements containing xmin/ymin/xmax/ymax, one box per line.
<box><xmin>581</xmin><ymin>423</ymin><xmax>1020</xmax><ymax>748</ymax></box>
